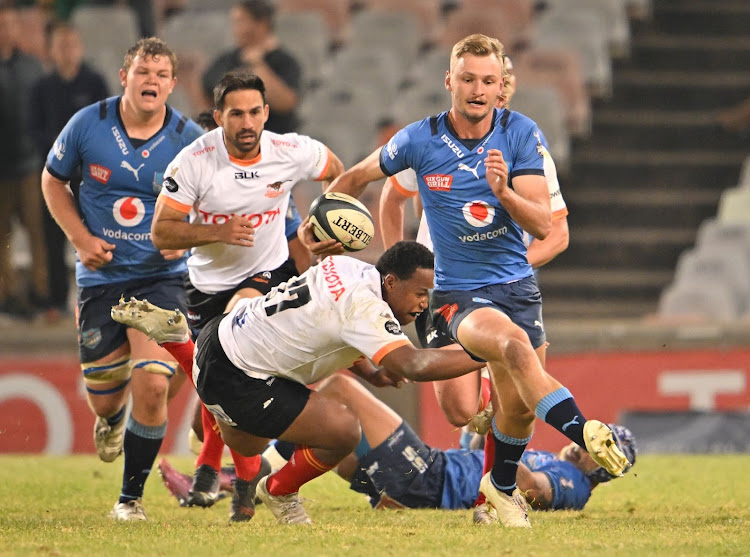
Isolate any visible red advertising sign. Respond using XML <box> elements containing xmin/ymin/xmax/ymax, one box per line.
<box><xmin>419</xmin><ymin>349</ymin><xmax>750</xmax><ymax>451</ymax></box>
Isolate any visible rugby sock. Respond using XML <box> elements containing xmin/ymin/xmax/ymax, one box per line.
<box><xmin>535</xmin><ymin>387</ymin><xmax>586</xmax><ymax>448</ymax></box>
<box><xmin>119</xmin><ymin>416</ymin><xmax>166</xmax><ymax>502</ymax></box>
<box><xmin>480</xmin><ymin>376</ymin><xmax>491</xmax><ymax>410</ymax></box>
<box><xmin>473</xmin><ymin>431</ymin><xmax>495</xmax><ymax>506</ymax></box>
<box><xmin>265</xmin><ymin>446</ymin><xmax>333</xmax><ymax>496</ymax></box>
<box><xmin>161</xmin><ymin>340</ymin><xmax>196</xmax><ymax>387</ymax></box>
<box><xmin>107</xmin><ymin>405</ymin><xmax>126</xmax><ymax>426</ymax></box>
<box><xmin>490</xmin><ymin>420</ymin><xmax>531</xmax><ymax>497</ymax></box>
<box><xmin>230</xmin><ymin>451</ymin><xmax>262</xmax><ymax>482</ymax></box>
<box><xmin>196</xmin><ymin>405</ymin><xmax>224</xmax><ymax>471</ymax></box>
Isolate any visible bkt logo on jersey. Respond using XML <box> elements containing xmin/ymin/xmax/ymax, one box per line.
<box><xmin>113</xmin><ymin>197</ymin><xmax>146</xmax><ymax>227</ymax></box>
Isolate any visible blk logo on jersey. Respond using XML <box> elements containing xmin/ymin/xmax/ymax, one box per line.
<box><xmin>463</xmin><ymin>200</ymin><xmax>495</xmax><ymax>227</ymax></box>
<box><xmin>113</xmin><ymin>197</ymin><xmax>146</xmax><ymax>227</ymax></box>
<box><xmin>235</xmin><ymin>171</ymin><xmax>259</xmax><ymax>180</ymax></box>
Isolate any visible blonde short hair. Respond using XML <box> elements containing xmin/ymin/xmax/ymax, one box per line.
<box><xmin>450</xmin><ymin>34</ymin><xmax>511</xmax><ymax>103</ymax></box>
<box><xmin>122</xmin><ymin>37</ymin><xmax>178</xmax><ymax>78</ymax></box>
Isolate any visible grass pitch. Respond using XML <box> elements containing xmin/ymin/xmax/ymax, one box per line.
<box><xmin>1</xmin><ymin>454</ymin><xmax>748</xmax><ymax>556</ymax></box>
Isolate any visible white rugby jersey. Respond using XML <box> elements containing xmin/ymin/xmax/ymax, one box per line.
<box><xmin>214</xmin><ymin>255</ymin><xmax>411</xmax><ymax>385</ymax></box>
<box><xmin>160</xmin><ymin>127</ymin><xmax>331</xmax><ymax>293</ymax></box>
<box><xmin>389</xmin><ymin>140</ymin><xmax>568</xmax><ymax>252</ymax></box>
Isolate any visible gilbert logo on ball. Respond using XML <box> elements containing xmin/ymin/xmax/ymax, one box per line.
<box><xmin>309</xmin><ymin>192</ymin><xmax>375</xmax><ymax>252</ymax></box>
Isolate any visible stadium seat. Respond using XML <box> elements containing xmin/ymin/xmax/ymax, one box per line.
<box><xmin>161</xmin><ymin>10</ymin><xmax>233</xmax><ymax>62</ymax></box>
<box><xmin>275</xmin><ymin>11</ymin><xmax>331</xmax><ymax>89</ymax></box>
<box><xmin>328</xmin><ymin>46</ymin><xmax>403</xmax><ymax>106</ymax></box>
<box><xmin>673</xmin><ymin>246</ymin><xmax>750</xmax><ymax>316</ymax></box>
<box><xmin>534</xmin><ymin>10</ymin><xmax>613</xmax><ymax>98</ymax></box>
<box><xmin>695</xmin><ymin>218</ymin><xmax>750</xmax><ymax>263</ymax></box>
<box><xmin>72</xmin><ymin>5</ymin><xmax>140</xmax><ymax>94</ymax></box>
<box><xmin>361</xmin><ymin>0</ymin><xmax>443</xmax><ymax>48</ymax></box>
<box><xmin>513</xmin><ymin>48</ymin><xmax>592</xmax><ymax>136</ymax></box>
<box><xmin>657</xmin><ymin>279</ymin><xmax>739</xmax><ymax>322</ymax></box>
<box><xmin>186</xmin><ymin>0</ymin><xmax>236</xmax><ymax>11</ymax></box>
<box><xmin>347</xmin><ymin>10</ymin><xmax>422</xmax><ymax>76</ymax></box>
<box><xmin>738</xmin><ymin>155</ymin><xmax>750</xmax><ymax>188</ymax></box>
<box><xmin>717</xmin><ymin>187</ymin><xmax>750</xmax><ymax>224</ymax></box>
<box><xmin>509</xmin><ymin>85</ymin><xmax>571</xmax><ymax>174</ymax></box>
<box><xmin>299</xmin><ymin>82</ymin><xmax>385</xmax><ymax>136</ymax></box>
<box><xmin>276</xmin><ymin>0</ymin><xmax>351</xmax><ymax>48</ymax></box>
<box><xmin>543</xmin><ymin>0</ymin><xmax>630</xmax><ymax>58</ymax></box>
<box><xmin>390</xmin><ymin>81</ymin><xmax>451</xmax><ymax>129</ymax></box>
<box><xmin>439</xmin><ymin>6</ymin><xmax>529</xmax><ymax>55</ymax></box>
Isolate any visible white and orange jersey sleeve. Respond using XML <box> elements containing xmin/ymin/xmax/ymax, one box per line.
<box><xmin>540</xmin><ymin>144</ymin><xmax>568</xmax><ymax>221</ymax></box>
<box><xmin>389</xmin><ymin>168</ymin><xmax>419</xmax><ymax>198</ymax></box>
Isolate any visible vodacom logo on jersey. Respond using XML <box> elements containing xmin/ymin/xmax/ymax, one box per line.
<box><xmin>112</xmin><ymin>197</ymin><xmax>146</xmax><ymax>227</ymax></box>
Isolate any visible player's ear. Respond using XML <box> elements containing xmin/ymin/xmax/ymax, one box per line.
<box><xmin>212</xmin><ymin>109</ymin><xmax>222</xmax><ymax>128</ymax></box>
<box><xmin>444</xmin><ymin>70</ymin><xmax>451</xmax><ymax>92</ymax></box>
<box><xmin>263</xmin><ymin>103</ymin><xmax>270</xmax><ymax>124</ymax></box>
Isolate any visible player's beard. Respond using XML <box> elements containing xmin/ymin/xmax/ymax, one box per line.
<box><xmin>229</xmin><ymin>129</ymin><xmax>260</xmax><ymax>155</ymax></box>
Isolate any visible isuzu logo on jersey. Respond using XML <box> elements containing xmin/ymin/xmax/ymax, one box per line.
<box><xmin>89</xmin><ymin>164</ymin><xmax>111</xmax><ymax>184</ymax></box>
<box><xmin>463</xmin><ymin>200</ymin><xmax>495</xmax><ymax>227</ymax></box>
<box><xmin>111</xmin><ymin>126</ymin><xmax>129</xmax><ymax>155</ymax></box>
<box><xmin>424</xmin><ymin>174</ymin><xmax>453</xmax><ymax>191</ymax></box>
<box><xmin>441</xmin><ymin>134</ymin><xmax>465</xmax><ymax>158</ymax></box>
<box><xmin>113</xmin><ymin>196</ymin><xmax>145</xmax><ymax>227</ymax></box>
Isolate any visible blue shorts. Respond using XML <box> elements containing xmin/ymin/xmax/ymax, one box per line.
<box><xmin>426</xmin><ymin>275</ymin><xmax>546</xmax><ymax>360</ymax></box>
<box><xmin>77</xmin><ymin>273</ymin><xmax>187</xmax><ymax>364</ymax></box>
<box><xmin>350</xmin><ymin>422</ymin><xmax>446</xmax><ymax>509</ymax></box>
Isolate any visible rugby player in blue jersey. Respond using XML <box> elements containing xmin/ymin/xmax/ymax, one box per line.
<box><xmin>41</xmin><ymin>37</ymin><xmax>203</xmax><ymax>521</ymax></box>
<box><xmin>159</xmin><ymin>373</ymin><xmax>636</xmax><ymax>513</ymax></box>
<box><xmin>299</xmin><ymin>33</ymin><xmax>630</xmax><ymax>527</ymax></box>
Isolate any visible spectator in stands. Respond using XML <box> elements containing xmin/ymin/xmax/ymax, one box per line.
<box><xmin>201</xmin><ymin>0</ymin><xmax>301</xmax><ymax>133</ymax></box>
<box><xmin>28</xmin><ymin>21</ymin><xmax>109</xmax><ymax>321</ymax></box>
<box><xmin>0</xmin><ymin>1</ymin><xmax>48</xmax><ymax>319</ymax></box>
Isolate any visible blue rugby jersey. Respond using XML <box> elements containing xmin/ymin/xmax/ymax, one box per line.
<box><xmin>379</xmin><ymin>108</ymin><xmax>545</xmax><ymax>290</ymax></box>
<box><xmin>522</xmin><ymin>450</ymin><xmax>592</xmax><ymax>511</ymax></box>
<box><xmin>46</xmin><ymin>96</ymin><xmax>203</xmax><ymax>286</ymax></box>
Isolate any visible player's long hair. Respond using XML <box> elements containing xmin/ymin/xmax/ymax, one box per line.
<box><xmin>376</xmin><ymin>241</ymin><xmax>434</xmax><ymax>280</ymax></box>
<box><xmin>450</xmin><ymin>33</ymin><xmax>513</xmax><ymax>107</ymax></box>
<box><xmin>122</xmin><ymin>37</ymin><xmax>178</xmax><ymax>77</ymax></box>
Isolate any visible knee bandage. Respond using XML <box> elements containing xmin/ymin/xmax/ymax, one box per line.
<box><xmin>131</xmin><ymin>359</ymin><xmax>178</xmax><ymax>378</ymax></box>
<box><xmin>83</xmin><ymin>356</ymin><xmax>132</xmax><ymax>394</ymax></box>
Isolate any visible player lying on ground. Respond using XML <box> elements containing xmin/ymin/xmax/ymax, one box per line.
<box><xmin>158</xmin><ymin>373</ymin><xmax>637</xmax><ymax>513</ymax></box>
<box><xmin>111</xmin><ymin>241</ymin><xmax>484</xmax><ymax>524</ymax></box>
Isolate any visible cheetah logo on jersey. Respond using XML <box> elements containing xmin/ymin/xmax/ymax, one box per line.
<box><xmin>458</xmin><ymin>160</ymin><xmax>482</xmax><ymax>180</ymax></box>
<box><xmin>265</xmin><ymin>180</ymin><xmax>291</xmax><ymax>198</ymax></box>
<box><xmin>121</xmin><ymin>161</ymin><xmax>145</xmax><ymax>182</ymax></box>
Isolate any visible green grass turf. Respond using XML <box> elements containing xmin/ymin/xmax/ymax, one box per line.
<box><xmin>0</xmin><ymin>454</ymin><xmax>748</xmax><ymax>556</ymax></box>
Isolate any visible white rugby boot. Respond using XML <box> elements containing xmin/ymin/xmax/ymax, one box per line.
<box><xmin>110</xmin><ymin>297</ymin><xmax>189</xmax><ymax>344</ymax></box>
<box><xmin>479</xmin><ymin>473</ymin><xmax>531</xmax><ymax>528</ymax></box>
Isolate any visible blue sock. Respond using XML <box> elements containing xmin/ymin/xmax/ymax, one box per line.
<box><xmin>274</xmin><ymin>440</ymin><xmax>295</xmax><ymax>460</ymax></box>
<box><xmin>107</xmin><ymin>405</ymin><xmax>126</xmax><ymax>426</ymax></box>
<box><xmin>490</xmin><ymin>419</ymin><xmax>531</xmax><ymax>496</ymax></box>
<box><xmin>119</xmin><ymin>416</ymin><xmax>166</xmax><ymax>503</ymax></box>
<box><xmin>535</xmin><ymin>388</ymin><xmax>586</xmax><ymax>447</ymax></box>
<box><xmin>459</xmin><ymin>429</ymin><xmax>474</xmax><ymax>450</ymax></box>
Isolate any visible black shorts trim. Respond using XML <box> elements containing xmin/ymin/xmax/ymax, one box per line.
<box><xmin>194</xmin><ymin>315</ymin><xmax>311</xmax><ymax>439</ymax></box>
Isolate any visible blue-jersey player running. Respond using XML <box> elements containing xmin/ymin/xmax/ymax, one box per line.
<box><xmin>299</xmin><ymin>33</ymin><xmax>631</xmax><ymax>528</ymax></box>
<box><xmin>159</xmin><ymin>374</ymin><xmax>637</xmax><ymax>513</ymax></box>
<box><xmin>41</xmin><ymin>37</ymin><xmax>203</xmax><ymax>521</ymax></box>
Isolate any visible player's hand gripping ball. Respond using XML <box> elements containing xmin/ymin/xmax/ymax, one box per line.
<box><xmin>308</xmin><ymin>192</ymin><xmax>375</xmax><ymax>252</ymax></box>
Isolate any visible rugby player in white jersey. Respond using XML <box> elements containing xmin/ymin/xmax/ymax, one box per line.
<box><xmin>111</xmin><ymin>241</ymin><xmax>484</xmax><ymax>524</ymax></box>
<box><xmin>151</xmin><ymin>69</ymin><xmax>345</xmax><ymax>521</ymax></box>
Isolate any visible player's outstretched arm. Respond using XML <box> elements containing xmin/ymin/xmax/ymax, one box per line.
<box><xmin>380</xmin><ymin>344</ymin><xmax>483</xmax><ymax>382</ymax></box>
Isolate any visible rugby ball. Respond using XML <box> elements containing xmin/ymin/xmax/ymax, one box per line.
<box><xmin>308</xmin><ymin>192</ymin><xmax>375</xmax><ymax>252</ymax></box>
